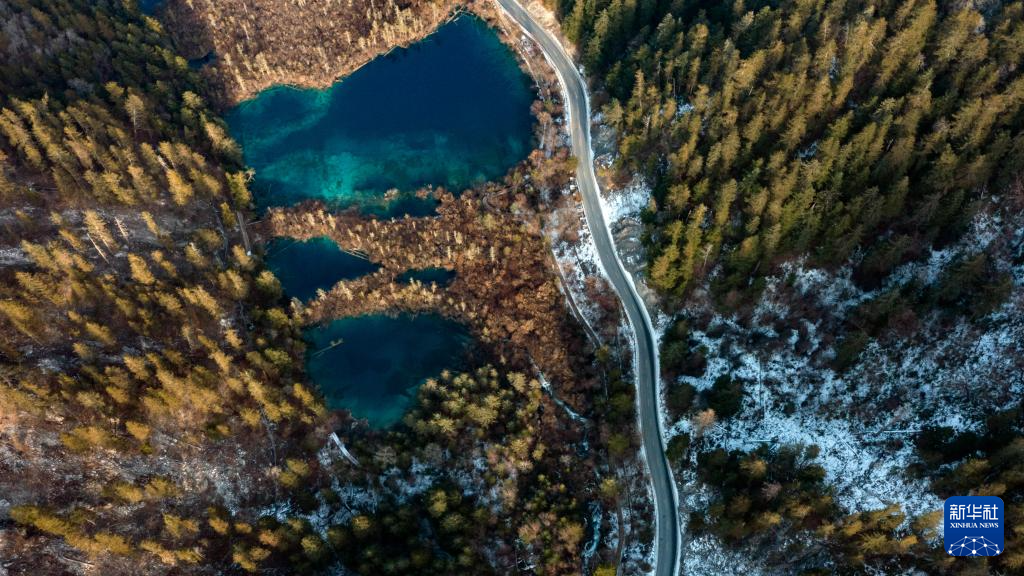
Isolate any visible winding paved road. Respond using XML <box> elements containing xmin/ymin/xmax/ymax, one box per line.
<box><xmin>493</xmin><ymin>1</ymin><xmax>681</xmax><ymax>574</ymax></box>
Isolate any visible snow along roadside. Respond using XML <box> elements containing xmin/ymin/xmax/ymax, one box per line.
<box><xmin>491</xmin><ymin>1</ymin><xmax>681</xmax><ymax>573</ymax></box>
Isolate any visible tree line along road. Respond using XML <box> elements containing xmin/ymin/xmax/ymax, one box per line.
<box><xmin>492</xmin><ymin>0</ymin><xmax>682</xmax><ymax>574</ymax></box>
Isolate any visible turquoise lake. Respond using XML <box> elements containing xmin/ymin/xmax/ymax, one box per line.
<box><xmin>265</xmin><ymin>237</ymin><xmax>378</xmax><ymax>302</ymax></box>
<box><xmin>228</xmin><ymin>14</ymin><xmax>534</xmax><ymax>427</ymax></box>
<box><xmin>227</xmin><ymin>14</ymin><xmax>535</xmax><ymax>216</ymax></box>
<box><xmin>305</xmin><ymin>315</ymin><xmax>471</xmax><ymax>427</ymax></box>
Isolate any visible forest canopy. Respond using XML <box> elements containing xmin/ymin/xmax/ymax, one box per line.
<box><xmin>551</xmin><ymin>0</ymin><xmax>1024</xmax><ymax>300</ymax></box>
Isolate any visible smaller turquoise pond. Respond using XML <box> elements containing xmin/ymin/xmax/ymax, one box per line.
<box><xmin>265</xmin><ymin>237</ymin><xmax>378</xmax><ymax>302</ymax></box>
<box><xmin>306</xmin><ymin>315</ymin><xmax>472</xmax><ymax>427</ymax></box>
<box><xmin>226</xmin><ymin>14</ymin><xmax>535</xmax><ymax>215</ymax></box>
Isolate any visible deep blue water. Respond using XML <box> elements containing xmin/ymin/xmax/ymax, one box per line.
<box><xmin>139</xmin><ymin>0</ymin><xmax>163</xmax><ymax>14</ymax></box>
<box><xmin>305</xmin><ymin>315</ymin><xmax>471</xmax><ymax>427</ymax></box>
<box><xmin>265</xmin><ymin>237</ymin><xmax>379</xmax><ymax>302</ymax></box>
<box><xmin>226</xmin><ymin>14</ymin><xmax>535</xmax><ymax>216</ymax></box>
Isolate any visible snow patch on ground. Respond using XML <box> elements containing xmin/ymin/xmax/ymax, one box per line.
<box><xmin>683</xmin><ymin>533</ymin><xmax>770</xmax><ymax>576</ymax></box>
<box><xmin>675</xmin><ymin>468</ymin><xmax>776</xmax><ymax>574</ymax></box>
<box><xmin>546</xmin><ymin>182</ymin><xmax>611</xmax><ymax>341</ymax></box>
<box><xmin>598</xmin><ymin>176</ymin><xmax>651</xmax><ymax>225</ymax></box>
<box><xmin>705</xmin><ymin>410</ymin><xmax>942</xmax><ymax>518</ymax></box>
<box><xmin>0</xmin><ymin>246</ymin><xmax>28</xmax><ymax>267</ymax></box>
<box><xmin>387</xmin><ymin>458</ymin><xmax>437</xmax><ymax>501</ymax></box>
<box><xmin>683</xmin><ymin>308</ymin><xmax>944</xmax><ymax>517</ymax></box>
<box><xmin>673</xmin><ymin>209</ymin><xmax>1024</xmax><ymax>520</ymax></box>
<box><xmin>620</xmin><ymin>460</ymin><xmax>657</xmax><ymax>576</ymax></box>
<box><xmin>887</xmin><ymin>212</ymin><xmax>1003</xmax><ymax>288</ymax></box>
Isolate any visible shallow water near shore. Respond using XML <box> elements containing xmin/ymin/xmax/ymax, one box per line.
<box><xmin>226</xmin><ymin>14</ymin><xmax>535</xmax><ymax>216</ymax></box>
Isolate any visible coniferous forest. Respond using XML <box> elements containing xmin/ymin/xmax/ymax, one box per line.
<box><xmin>0</xmin><ymin>0</ymin><xmax>332</xmax><ymax>571</ymax></box>
<box><xmin>2</xmin><ymin>0</ymin><xmax>1023</xmax><ymax>574</ymax></box>
<box><xmin>555</xmin><ymin>0</ymin><xmax>1023</xmax><ymax>298</ymax></box>
<box><xmin>547</xmin><ymin>0</ymin><xmax>1024</xmax><ymax>572</ymax></box>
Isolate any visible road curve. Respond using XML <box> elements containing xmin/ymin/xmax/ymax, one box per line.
<box><xmin>492</xmin><ymin>1</ymin><xmax>681</xmax><ymax>574</ymax></box>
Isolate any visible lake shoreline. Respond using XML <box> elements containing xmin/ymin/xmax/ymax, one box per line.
<box><xmin>162</xmin><ymin>0</ymin><xmax>463</xmax><ymax>107</ymax></box>
<box><xmin>225</xmin><ymin>12</ymin><xmax>537</xmax><ymax>219</ymax></box>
